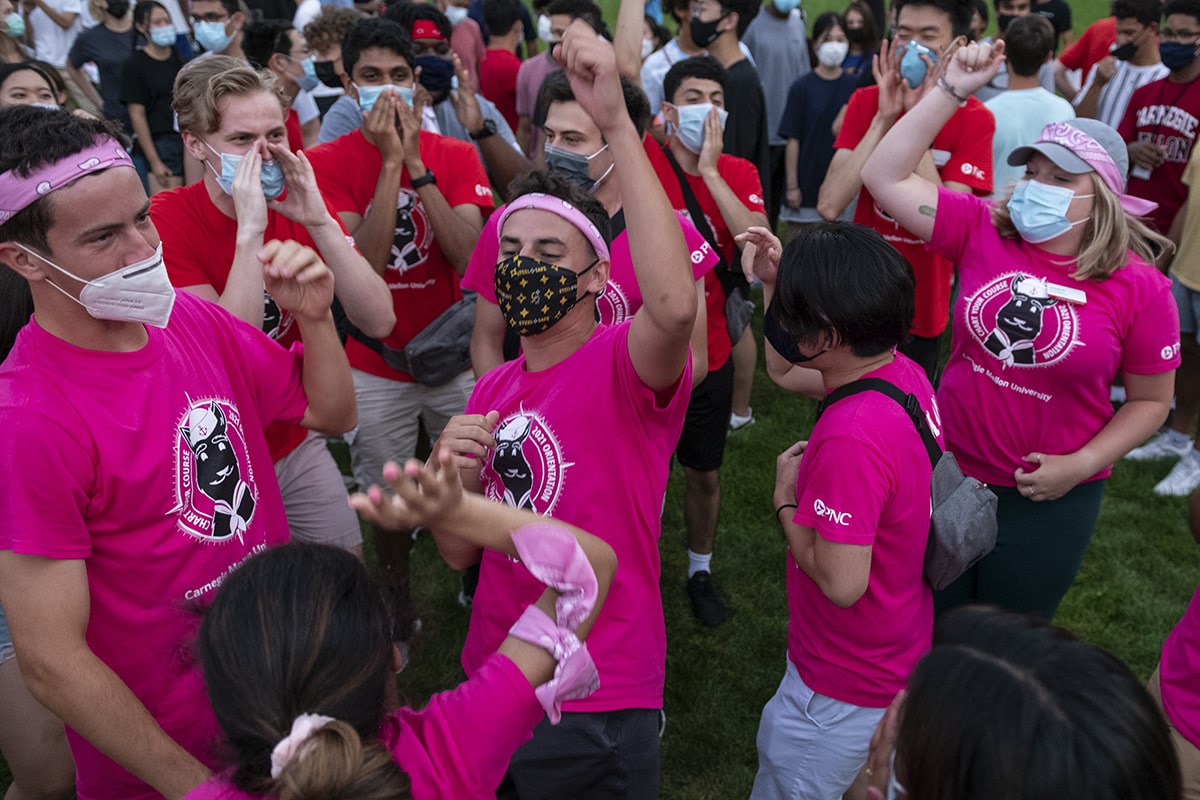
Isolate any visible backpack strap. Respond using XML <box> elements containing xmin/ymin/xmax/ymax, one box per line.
<box><xmin>815</xmin><ymin>377</ymin><xmax>943</xmax><ymax>467</ymax></box>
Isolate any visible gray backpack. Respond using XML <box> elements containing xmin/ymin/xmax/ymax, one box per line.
<box><xmin>816</xmin><ymin>378</ymin><xmax>998</xmax><ymax>590</ymax></box>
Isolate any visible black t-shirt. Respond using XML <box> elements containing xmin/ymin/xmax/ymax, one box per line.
<box><xmin>120</xmin><ymin>48</ymin><xmax>184</xmax><ymax>140</ymax></box>
<box><xmin>777</xmin><ymin>71</ymin><xmax>861</xmax><ymax>207</ymax></box>
<box><xmin>723</xmin><ymin>58</ymin><xmax>772</xmax><ymax>212</ymax></box>
<box><xmin>68</xmin><ymin>24</ymin><xmax>133</xmax><ymax>127</ymax></box>
<box><xmin>1036</xmin><ymin>0</ymin><xmax>1073</xmax><ymax>50</ymax></box>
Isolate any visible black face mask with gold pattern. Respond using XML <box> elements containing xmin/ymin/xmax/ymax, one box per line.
<box><xmin>494</xmin><ymin>254</ymin><xmax>597</xmax><ymax>336</ymax></box>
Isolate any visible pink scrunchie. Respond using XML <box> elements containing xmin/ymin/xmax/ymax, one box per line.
<box><xmin>506</xmin><ymin>523</ymin><xmax>602</xmax><ymax>723</ymax></box>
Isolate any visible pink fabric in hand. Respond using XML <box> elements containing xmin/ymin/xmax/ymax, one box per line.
<box><xmin>507</xmin><ymin>523</ymin><xmax>602</xmax><ymax>723</ymax></box>
<box><xmin>510</xmin><ymin>523</ymin><xmax>599</xmax><ymax>629</ymax></box>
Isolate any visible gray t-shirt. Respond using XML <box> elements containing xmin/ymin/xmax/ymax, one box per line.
<box><xmin>742</xmin><ymin>9</ymin><xmax>811</xmax><ymax>146</ymax></box>
<box><xmin>318</xmin><ymin>92</ymin><xmax>520</xmax><ymax>162</ymax></box>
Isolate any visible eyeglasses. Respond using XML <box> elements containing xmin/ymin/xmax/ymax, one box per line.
<box><xmin>1160</xmin><ymin>29</ymin><xmax>1200</xmax><ymax>43</ymax></box>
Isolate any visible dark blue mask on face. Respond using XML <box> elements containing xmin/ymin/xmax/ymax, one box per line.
<box><xmin>416</xmin><ymin>54</ymin><xmax>456</xmax><ymax>98</ymax></box>
<box><xmin>1160</xmin><ymin>40</ymin><xmax>1200</xmax><ymax>70</ymax></box>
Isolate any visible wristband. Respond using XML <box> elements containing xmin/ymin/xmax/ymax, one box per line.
<box><xmin>938</xmin><ymin>77</ymin><xmax>969</xmax><ymax>105</ymax></box>
<box><xmin>508</xmin><ymin>604</ymin><xmax>599</xmax><ymax>723</ymax></box>
<box><xmin>775</xmin><ymin>503</ymin><xmax>798</xmax><ymax>521</ymax></box>
<box><xmin>506</xmin><ymin>523</ymin><xmax>603</xmax><ymax>723</ymax></box>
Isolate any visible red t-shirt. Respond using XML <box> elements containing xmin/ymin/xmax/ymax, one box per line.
<box><xmin>645</xmin><ymin>139</ymin><xmax>766</xmax><ymax>372</ymax></box>
<box><xmin>1058</xmin><ymin>17</ymin><xmax>1116</xmax><ymax>78</ymax></box>
<box><xmin>285</xmin><ymin>107</ymin><xmax>304</xmax><ymax>153</ymax></box>
<box><xmin>835</xmin><ymin>86</ymin><xmax>994</xmax><ymax>338</ymax></box>
<box><xmin>151</xmin><ymin>182</ymin><xmax>349</xmax><ymax>461</ymax></box>
<box><xmin>1118</xmin><ymin>75</ymin><xmax>1200</xmax><ymax>233</ymax></box>
<box><xmin>306</xmin><ymin>128</ymin><xmax>494</xmax><ymax>381</ymax></box>
<box><xmin>479</xmin><ymin>47</ymin><xmax>521</xmax><ymax>132</ymax></box>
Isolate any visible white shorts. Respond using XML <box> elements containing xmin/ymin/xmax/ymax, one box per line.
<box><xmin>750</xmin><ymin>659</ymin><xmax>886</xmax><ymax>800</ymax></box>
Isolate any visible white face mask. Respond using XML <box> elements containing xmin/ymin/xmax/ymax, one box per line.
<box><xmin>817</xmin><ymin>40</ymin><xmax>849</xmax><ymax>67</ymax></box>
<box><xmin>19</xmin><ymin>242</ymin><xmax>176</xmax><ymax>327</ymax></box>
<box><xmin>444</xmin><ymin>4</ymin><xmax>468</xmax><ymax>26</ymax></box>
<box><xmin>537</xmin><ymin>14</ymin><xmax>552</xmax><ymax>43</ymax></box>
<box><xmin>641</xmin><ymin>37</ymin><xmax>655</xmax><ymax>58</ymax></box>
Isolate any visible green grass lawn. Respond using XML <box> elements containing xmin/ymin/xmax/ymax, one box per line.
<box><xmin>0</xmin><ymin>0</ymin><xmax>1177</xmax><ymax>793</ymax></box>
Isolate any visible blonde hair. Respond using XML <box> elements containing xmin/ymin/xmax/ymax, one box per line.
<box><xmin>990</xmin><ymin>174</ymin><xmax>1173</xmax><ymax>280</ymax></box>
<box><xmin>172</xmin><ymin>55</ymin><xmax>286</xmax><ymax>136</ymax></box>
<box><xmin>273</xmin><ymin>721</ymin><xmax>410</xmax><ymax>800</ymax></box>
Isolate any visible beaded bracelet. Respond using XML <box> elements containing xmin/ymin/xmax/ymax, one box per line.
<box><xmin>938</xmin><ymin>76</ymin><xmax>969</xmax><ymax>105</ymax></box>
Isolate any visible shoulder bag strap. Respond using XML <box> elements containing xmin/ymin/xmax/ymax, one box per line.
<box><xmin>815</xmin><ymin>377</ymin><xmax>942</xmax><ymax>467</ymax></box>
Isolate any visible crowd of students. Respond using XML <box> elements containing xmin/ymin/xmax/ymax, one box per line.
<box><xmin>1</xmin><ymin>0</ymin><xmax>1200</xmax><ymax>797</ymax></box>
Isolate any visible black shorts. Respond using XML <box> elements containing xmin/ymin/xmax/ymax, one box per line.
<box><xmin>675</xmin><ymin>357</ymin><xmax>734</xmax><ymax>472</ymax></box>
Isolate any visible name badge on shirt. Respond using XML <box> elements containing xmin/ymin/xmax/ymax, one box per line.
<box><xmin>1046</xmin><ymin>281</ymin><xmax>1087</xmax><ymax>304</ymax></box>
<box><xmin>1131</xmin><ymin>164</ymin><xmax>1152</xmax><ymax>181</ymax></box>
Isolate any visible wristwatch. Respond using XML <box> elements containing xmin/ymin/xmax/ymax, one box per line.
<box><xmin>410</xmin><ymin>171</ymin><xmax>437</xmax><ymax>189</ymax></box>
<box><xmin>469</xmin><ymin>118</ymin><xmax>497</xmax><ymax>141</ymax></box>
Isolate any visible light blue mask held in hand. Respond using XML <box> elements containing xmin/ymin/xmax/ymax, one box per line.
<box><xmin>900</xmin><ymin>41</ymin><xmax>938</xmax><ymax>89</ymax></box>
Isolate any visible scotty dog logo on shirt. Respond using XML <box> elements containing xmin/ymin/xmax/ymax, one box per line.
<box><xmin>597</xmin><ymin>279</ymin><xmax>630</xmax><ymax>324</ymax></box>
<box><xmin>171</xmin><ymin>397</ymin><xmax>258</xmax><ymax>544</ymax></box>
<box><xmin>482</xmin><ymin>410</ymin><xmax>574</xmax><ymax>515</ymax></box>
<box><xmin>389</xmin><ymin>188</ymin><xmax>433</xmax><ymax>279</ymax></box>
<box><xmin>965</xmin><ymin>273</ymin><xmax>1078</xmax><ymax>368</ymax></box>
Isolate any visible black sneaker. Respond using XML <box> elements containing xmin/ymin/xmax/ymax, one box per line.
<box><xmin>687</xmin><ymin>571</ymin><xmax>727</xmax><ymax>627</ymax></box>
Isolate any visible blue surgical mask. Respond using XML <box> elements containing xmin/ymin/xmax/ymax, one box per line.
<box><xmin>194</xmin><ymin>20</ymin><xmax>233</xmax><ymax>53</ymax></box>
<box><xmin>1006</xmin><ymin>179</ymin><xmax>1092</xmax><ymax>244</ymax></box>
<box><xmin>204</xmin><ymin>142</ymin><xmax>286</xmax><ymax>200</ymax></box>
<box><xmin>149</xmin><ymin>24</ymin><xmax>176</xmax><ymax>46</ymax></box>
<box><xmin>772</xmin><ymin>0</ymin><xmax>801</xmax><ymax>12</ymax></box>
<box><xmin>544</xmin><ymin>142</ymin><xmax>612</xmax><ymax>191</ymax></box>
<box><xmin>295</xmin><ymin>55</ymin><xmax>320</xmax><ymax>92</ymax></box>
<box><xmin>900</xmin><ymin>41</ymin><xmax>937</xmax><ymax>89</ymax></box>
<box><xmin>672</xmin><ymin>102</ymin><xmax>729</xmax><ymax>154</ymax></box>
<box><xmin>5</xmin><ymin>11</ymin><xmax>25</xmax><ymax>37</ymax></box>
<box><xmin>354</xmin><ymin>82</ymin><xmax>414</xmax><ymax>112</ymax></box>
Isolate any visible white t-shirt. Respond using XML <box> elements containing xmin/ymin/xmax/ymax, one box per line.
<box><xmin>1075</xmin><ymin>59</ymin><xmax>1169</xmax><ymax>129</ymax></box>
<box><xmin>30</xmin><ymin>0</ymin><xmax>83</xmax><ymax>67</ymax></box>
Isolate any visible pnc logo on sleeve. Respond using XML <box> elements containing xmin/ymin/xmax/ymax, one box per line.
<box><xmin>813</xmin><ymin>498</ymin><xmax>853</xmax><ymax>526</ymax></box>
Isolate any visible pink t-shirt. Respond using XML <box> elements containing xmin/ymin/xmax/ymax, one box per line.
<box><xmin>787</xmin><ymin>354</ymin><xmax>939</xmax><ymax>708</ymax></box>
<box><xmin>461</xmin><ymin>206</ymin><xmax>719</xmax><ymax>326</ymax></box>
<box><xmin>461</xmin><ymin>323</ymin><xmax>692</xmax><ymax>711</ymax></box>
<box><xmin>0</xmin><ymin>292</ymin><xmax>303</xmax><ymax>800</ymax></box>
<box><xmin>1161</xmin><ymin>583</ymin><xmax>1200</xmax><ymax>749</ymax></box>
<box><xmin>930</xmin><ymin>186</ymin><xmax>1181</xmax><ymax>487</ymax></box>
<box><xmin>183</xmin><ymin>653</ymin><xmax>541</xmax><ymax>800</ymax></box>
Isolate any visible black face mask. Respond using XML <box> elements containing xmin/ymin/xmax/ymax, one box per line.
<box><xmin>689</xmin><ymin>13</ymin><xmax>727</xmax><ymax>48</ymax></box>
<box><xmin>763</xmin><ymin>306</ymin><xmax>826</xmax><ymax>364</ymax></box>
<box><xmin>1112</xmin><ymin>40</ymin><xmax>1138</xmax><ymax>60</ymax></box>
<box><xmin>314</xmin><ymin>60</ymin><xmax>341</xmax><ymax>88</ymax></box>
<box><xmin>107</xmin><ymin>0</ymin><xmax>130</xmax><ymax>16</ymax></box>
<box><xmin>997</xmin><ymin>12</ymin><xmax>1018</xmax><ymax>33</ymax></box>
<box><xmin>846</xmin><ymin>26</ymin><xmax>865</xmax><ymax>42</ymax></box>
<box><xmin>416</xmin><ymin>54</ymin><xmax>456</xmax><ymax>100</ymax></box>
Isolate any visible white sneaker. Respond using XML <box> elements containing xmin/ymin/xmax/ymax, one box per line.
<box><xmin>1126</xmin><ymin>431</ymin><xmax>1193</xmax><ymax>461</ymax></box>
<box><xmin>730</xmin><ymin>409</ymin><xmax>755</xmax><ymax>432</ymax></box>
<box><xmin>1155</xmin><ymin>452</ymin><xmax>1200</xmax><ymax>496</ymax></box>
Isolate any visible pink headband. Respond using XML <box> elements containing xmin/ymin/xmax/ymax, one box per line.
<box><xmin>1036</xmin><ymin>122</ymin><xmax>1157</xmax><ymax>217</ymax></box>
<box><xmin>0</xmin><ymin>138</ymin><xmax>133</xmax><ymax>225</ymax></box>
<box><xmin>498</xmin><ymin>193</ymin><xmax>611</xmax><ymax>261</ymax></box>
